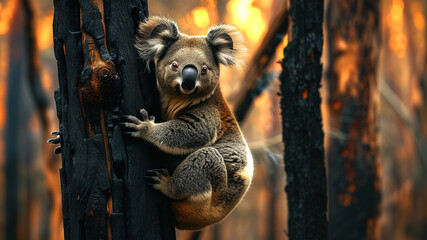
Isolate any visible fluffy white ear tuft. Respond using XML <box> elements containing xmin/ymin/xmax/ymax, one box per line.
<box><xmin>135</xmin><ymin>16</ymin><xmax>180</xmax><ymax>69</ymax></box>
<box><xmin>206</xmin><ymin>25</ymin><xmax>247</xmax><ymax>68</ymax></box>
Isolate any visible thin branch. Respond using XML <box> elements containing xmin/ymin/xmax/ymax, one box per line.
<box><xmin>380</xmin><ymin>79</ymin><xmax>427</xmax><ymax>170</ymax></box>
<box><xmin>232</xmin><ymin>5</ymin><xmax>289</xmax><ymax>122</ymax></box>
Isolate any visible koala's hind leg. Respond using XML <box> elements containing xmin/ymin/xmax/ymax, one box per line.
<box><xmin>146</xmin><ymin>147</ymin><xmax>227</xmax><ymax>201</ymax></box>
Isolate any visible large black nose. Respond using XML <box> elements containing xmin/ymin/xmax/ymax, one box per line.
<box><xmin>181</xmin><ymin>65</ymin><xmax>198</xmax><ymax>90</ymax></box>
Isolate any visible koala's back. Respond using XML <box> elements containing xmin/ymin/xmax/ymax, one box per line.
<box><xmin>213</xmin><ymin>89</ymin><xmax>252</xmax><ymax>195</ymax></box>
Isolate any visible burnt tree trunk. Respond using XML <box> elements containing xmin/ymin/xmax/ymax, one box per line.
<box><xmin>326</xmin><ymin>1</ymin><xmax>380</xmax><ymax>239</ymax></box>
<box><xmin>280</xmin><ymin>0</ymin><xmax>327</xmax><ymax>239</ymax></box>
<box><xmin>53</xmin><ymin>0</ymin><xmax>175</xmax><ymax>239</ymax></box>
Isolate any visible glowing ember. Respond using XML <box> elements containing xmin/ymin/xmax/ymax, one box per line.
<box><xmin>275</xmin><ymin>34</ymin><xmax>288</xmax><ymax>60</ymax></box>
<box><xmin>226</xmin><ymin>0</ymin><xmax>267</xmax><ymax>45</ymax></box>
<box><xmin>38</xmin><ymin>13</ymin><xmax>54</xmax><ymax>50</ymax></box>
<box><xmin>42</xmin><ymin>69</ymin><xmax>52</xmax><ymax>90</ymax></box>
<box><xmin>178</xmin><ymin>0</ymin><xmax>218</xmax><ymax>35</ymax></box>
<box><xmin>387</xmin><ymin>0</ymin><xmax>406</xmax><ymax>58</ymax></box>
<box><xmin>0</xmin><ymin>43</ymin><xmax>8</xmax><ymax>129</ymax></box>
<box><xmin>0</xmin><ymin>1</ymin><xmax>16</xmax><ymax>35</ymax></box>
<box><xmin>410</xmin><ymin>3</ymin><xmax>425</xmax><ymax>30</ymax></box>
<box><xmin>193</xmin><ymin>7</ymin><xmax>210</xmax><ymax>28</ymax></box>
<box><xmin>0</xmin><ymin>100</ymin><xmax>5</xmax><ymax>129</ymax></box>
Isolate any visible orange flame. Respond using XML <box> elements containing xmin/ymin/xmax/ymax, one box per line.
<box><xmin>410</xmin><ymin>2</ymin><xmax>425</xmax><ymax>30</ymax></box>
<box><xmin>193</xmin><ymin>7</ymin><xmax>210</xmax><ymax>28</ymax></box>
<box><xmin>42</xmin><ymin>69</ymin><xmax>52</xmax><ymax>90</ymax></box>
<box><xmin>0</xmin><ymin>0</ymin><xmax>16</xmax><ymax>35</ymax></box>
<box><xmin>275</xmin><ymin>34</ymin><xmax>288</xmax><ymax>60</ymax></box>
<box><xmin>37</xmin><ymin>13</ymin><xmax>54</xmax><ymax>50</ymax></box>
<box><xmin>387</xmin><ymin>0</ymin><xmax>406</xmax><ymax>58</ymax></box>
<box><xmin>178</xmin><ymin>0</ymin><xmax>218</xmax><ymax>35</ymax></box>
<box><xmin>226</xmin><ymin>0</ymin><xmax>269</xmax><ymax>45</ymax></box>
<box><xmin>0</xmin><ymin>38</ymin><xmax>8</xmax><ymax>129</ymax></box>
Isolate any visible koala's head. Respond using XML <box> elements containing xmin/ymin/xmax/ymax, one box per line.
<box><xmin>135</xmin><ymin>16</ymin><xmax>246</xmax><ymax>98</ymax></box>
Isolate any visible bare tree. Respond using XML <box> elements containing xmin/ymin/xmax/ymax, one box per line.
<box><xmin>53</xmin><ymin>0</ymin><xmax>175</xmax><ymax>239</ymax></box>
<box><xmin>326</xmin><ymin>1</ymin><xmax>381</xmax><ymax>239</ymax></box>
<box><xmin>280</xmin><ymin>0</ymin><xmax>327</xmax><ymax>239</ymax></box>
<box><xmin>5</xmin><ymin>1</ymin><xmax>25</xmax><ymax>239</ymax></box>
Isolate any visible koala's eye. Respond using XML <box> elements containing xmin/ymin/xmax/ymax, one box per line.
<box><xmin>171</xmin><ymin>61</ymin><xmax>179</xmax><ymax>70</ymax></box>
<box><xmin>201</xmin><ymin>65</ymin><xmax>208</xmax><ymax>74</ymax></box>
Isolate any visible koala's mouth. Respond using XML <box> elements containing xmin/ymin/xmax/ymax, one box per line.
<box><xmin>179</xmin><ymin>85</ymin><xmax>197</xmax><ymax>95</ymax></box>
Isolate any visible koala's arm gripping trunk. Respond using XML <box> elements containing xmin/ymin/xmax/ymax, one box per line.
<box><xmin>146</xmin><ymin>111</ymin><xmax>220</xmax><ymax>155</ymax></box>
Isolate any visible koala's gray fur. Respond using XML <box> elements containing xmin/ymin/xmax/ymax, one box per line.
<box><xmin>122</xmin><ymin>16</ymin><xmax>253</xmax><ymax>230</ymax></box>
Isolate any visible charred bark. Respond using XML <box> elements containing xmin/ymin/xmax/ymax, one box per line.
<box><xmin>326</xmin><ymin>1</ymin><xmax>380</xmax><ymax>239</ymax></box>
<box><xmin>280</xmin><ymin>0</ymin><xmax>327</xmax><ymax>239</ymax></box>
<box><xmin>53</xmin><ymin>0</ymin><xmax>175</xmax><ymax>239</ymax></box>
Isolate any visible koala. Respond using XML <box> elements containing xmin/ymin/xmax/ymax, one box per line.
<box><xmin>121</xmin><ymin>16</ymin><xmax>253</xmax><ymax>230</ymax></box>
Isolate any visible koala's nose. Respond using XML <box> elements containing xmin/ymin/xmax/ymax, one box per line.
<box><xmin>181</xmin><ymin>65</ymin><xmax>198</xmax><ymax>91</ymax></box>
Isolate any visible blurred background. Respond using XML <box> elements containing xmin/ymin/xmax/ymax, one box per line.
<box><xmin>0</xmin><ymin>0</ymin><xmax>426</xmax><ymax>239</ymax></box>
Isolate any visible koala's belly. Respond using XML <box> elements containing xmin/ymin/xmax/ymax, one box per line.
<box><xmin>239</xmin><ymin>143</ymin><xmax>254</xmax><ymax>185</ymax></box>
<box><xmin>171</xmin><ymin>196</ymin><xmax>226</xmax><ymax>230</ymax></box>
<box><xmin>215</xmin><ymin>141</ymin><xmax>254</xmax><ymax>191</ymax></box>
<box><xmin>172</xmin><ymin>141</ymin><xmax>254</xmax><ymax>230</ymax></box>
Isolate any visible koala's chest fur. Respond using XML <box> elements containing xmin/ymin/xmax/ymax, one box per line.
<box><xmin>159</xmin><ymin>89</ymin><xmax>212</xmax><ymax>121</ymax></box>
<box><xmin>159</xmin><ymin>86</ymin><xmax>238</xmax><ymax>140</ymax></box>
<box><xmin>161</xmin><ymin>87</ymin><xmax>252</xmax><ymax>188</ymax></box>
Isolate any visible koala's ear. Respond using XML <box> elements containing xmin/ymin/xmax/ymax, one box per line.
<box><xmin>135</xmin><ymin>16</ymin><xmax>180</xmax><ymax>67</ymax></box>
<box><xmin>206</xmin><ymin>25</ymin><xmax>246</xmax><ymax>67</ymax></box>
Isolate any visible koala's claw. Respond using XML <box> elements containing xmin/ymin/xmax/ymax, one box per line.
<box><xmin>144</xmin><ymin>176</ymin><xmax>157</xmax><ymax>186</ymax></box>
<box><xmin>145</xmin><ymin>168</ymin><xmax>170</xmax><ymax>190</ymax></box>
<box><xmin>48</xmin><ymin>130</ymin><xmax>61</xmax><ymax>154</ymax></box>
<box><xmin>123</xmin><ymin>131</ymin><xmax>138</xmax><ymax>137</ymax></box>
<box><xmin>139</xmin><ymin>109</ymin><xmax>149</xmax><ymax>121</ymax></box>
<box><xmin>146</xmin><ymin>168</ymin><xmax>169</xmax><ymax>176</ymax></box>
<box><xmin>138</xmin><ymin>109</ymin><xmax>156</xmax><ymax>124</ymax></box>
<box><xmin>123</xmin><ymin>115</ymin><xmax>142</xmax><ymax>124</ymax></box>
<box><xmin>120</xmin><ymin>110</ymin><xmax>155</xmax><ymax>138</ymax></box>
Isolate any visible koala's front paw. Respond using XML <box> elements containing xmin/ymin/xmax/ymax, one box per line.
<box><xmin>47</xmin><ymin>131</ymin><xmax>62</xmax><ymax>154</ymax></box>
<box><xmin>120</xmin><ymin>109</ymin><xmax>155</xmax><ymax>138</ymax></box>
<box><xmin>145</xmin><ymin>168</ymin><xmax>170</xmax><ymax>192</ymax></box>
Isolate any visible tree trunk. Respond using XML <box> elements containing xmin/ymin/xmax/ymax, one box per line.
<box><xmin>326</xmin><ymin>1</ymin><xmax>380</xmax><ymax>239</ymax></box>
<box><xmin>5</xmin><ymin>1</ymin><xmax>55</xmax><ymax>239</ymax></box>
<box><xmin>53</xmin><ymin>0</ymin><xmax>175</xmax><ymax>239</ymax></box>
<box><xmin>5</xmin><ymin>1</ymin><xmax>25</xmax><ymax>239</ymax></box>
<box><xmin>280</xmin><ymin>0</ymin><xmax>327</xmax><ymax>239</ymax></box>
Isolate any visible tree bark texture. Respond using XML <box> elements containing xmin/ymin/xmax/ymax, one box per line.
<box><xmin>280</xmin><ymin>0</ymin><xmax>327</xmax><ymax>239</ymax></box>
<box><xmin>326</xmin><ymin>1</ymin><xmax>380</xmax><ymax>239</ymax></box>
<box><xmin>53</xmin><ymin>0</ymin><xmax>175</xmax><ymax>239</ymax></box>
